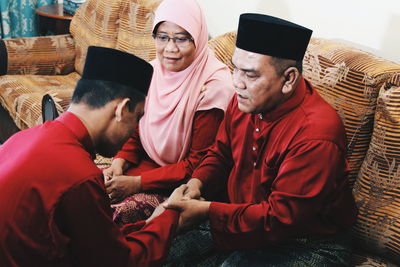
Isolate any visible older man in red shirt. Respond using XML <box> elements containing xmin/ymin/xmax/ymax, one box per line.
<box><xmin>165</xmin><ymin>14</ymin><xmax>358</xmax><ymax>266</ymax></box>
<box><xmin>0</xmin><ymin>46</ymin><xmax>185</xmax><ymax>266</ymax></box>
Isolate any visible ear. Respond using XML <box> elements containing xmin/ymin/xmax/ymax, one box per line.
<box><xmin>115</xmin><ymin>98</ymin><xmax>130</xmax><ymax>122</ymax></box>
<box><xmin>282</xmin><ymin>67</ymin><xmax>300</xmax><ymax>94</ymax></box>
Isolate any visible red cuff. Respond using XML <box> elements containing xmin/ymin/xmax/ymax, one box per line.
<box><xmin>114</xmin><ymin>151</ymin><xmax>139</xmax><ymax>165</ymax></box>
<box><xmin>121</xmin><ymin>220</ymin><xmax>146</xmax><ymax>235</ymax></box>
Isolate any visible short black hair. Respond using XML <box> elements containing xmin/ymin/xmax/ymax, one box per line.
<box><xmin>269</xmin><ymin>57</ymin><xmax>303</xmax><ymax>75</ymax></box>
<box><xmin>71</xmin><ymin>79</ymin><xmax>145</xmax><ymax>111</ymax></box>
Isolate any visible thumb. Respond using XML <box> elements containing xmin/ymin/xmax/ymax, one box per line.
<box><xmin>163</xmin><ymin>200</ymin><xmax>186</xmax><ymax>211</ymax></box>
<box><xmin>104</xmin><ymin>179</ymin><xmax>112</xmax><ymax>188</ymax></box>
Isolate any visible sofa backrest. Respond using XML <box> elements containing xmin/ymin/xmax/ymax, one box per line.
<box><xmin>303</xmin><ymin>38</ymin><xmax>400</xmax><ymax>187</ymax></box>
<box><xmin>352</xmin><ymin>72</ymin><xmax>400</xmax><ymax>262</ymax></box>
<box><xmin>69</xmin><ymin>0</ymin><xmax>161</xmax><ymax>75</ymax></box>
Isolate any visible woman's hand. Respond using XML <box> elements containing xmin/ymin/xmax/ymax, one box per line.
<box><xmin>103</xmin><ymin>158</ymin><xmax>128</xmax><ymax>181</ymax></box>
<box><xmin>105</xmin><ymin>175</ymin><xmax>142</xmax><ymax>204</ymax></box>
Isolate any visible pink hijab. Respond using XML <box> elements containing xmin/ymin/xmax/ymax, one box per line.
<box><xmin>139</xmin><ymin>0</ymin><xmax>234</xmax><ymax>166</ymax></box>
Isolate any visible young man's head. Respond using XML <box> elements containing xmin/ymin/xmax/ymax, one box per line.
<box><xmin>70</xmin><ymin>46</ymin><xmax>153</xmax><ymax>157</ymax></box>
<box><xmin>232</xmin><ymin>13</ymin><xmax>312</xmax><ymax>114</ymax></box>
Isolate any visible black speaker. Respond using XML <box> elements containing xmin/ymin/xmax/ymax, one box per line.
<box><xmin>41</xmin><ymin>94</ymin><xmax>59</xmax><ymax>122</ymax></box>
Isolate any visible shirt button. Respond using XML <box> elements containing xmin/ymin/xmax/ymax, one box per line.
<box><xmin>253</xmin><ymin>162</ymin><xmax>257</xmax><ymax>167</ymax></box>
<box><xmin>255</xmin><ymin>128</ymin><xmax>260</xmax><ymax>132</ymax></box>
<box><xmin>252</xmin><ymin>146</ymin><xmax>256</xmax><ymax>151</ymax></box>
<box><xmin>259</xmin><ymin>114</ymin><xmax>263</xmax><ymax>119</ymax></box>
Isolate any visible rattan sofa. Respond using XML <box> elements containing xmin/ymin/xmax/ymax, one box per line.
<box><xmin>1</xmin><ymin>0</ymin><xmax>400</xmax><ymax>265</ymax></box>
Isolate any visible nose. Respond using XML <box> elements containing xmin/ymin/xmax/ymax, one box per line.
<box><xmin>164</xmin><ymin>38</ymin><xmax>179</xmax><ymax>52</ymax></box>
<box><xmin>232</xmin><ymin>70</ymin><xmax>246</xmax><ymax>90</ymax></box>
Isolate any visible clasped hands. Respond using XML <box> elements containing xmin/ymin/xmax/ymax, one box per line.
<box><xmin>148</xmin><ymin>178</ymin><xmax>211</xmax><ymax>233</ymax></box>
<box><xmin>103</xmin><ymin>158</ymin><xmax>141</xmax><ymax>204</ymax></box>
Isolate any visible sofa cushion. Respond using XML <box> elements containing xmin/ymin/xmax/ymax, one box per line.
<box><xmin>0</xmin><ymin>72</ymin><xmax>80</xmax><ymax>129</ymax></box>
<box><xmin>208</xmin><ymin>31</ymin><xmax>237</xmax><ymax>73</ymax></box>
<box><xmin>70</xmin><ymin>0</ymin><xmax>123</xmax><ymax>75</ymax></box>
<box><xmin>352</xmin><ymin>73</ymin><xmax>400</xmax><ymax>264</ymax></box>
<box><xmin>115</xmin><ymin>0</ymin><xmax>161</xmax><ymax>62</ymax></box>
<box><xmin>302</xmin><ymin>38</ymin><xmax>400</xmax><ymax>187</ymax></box>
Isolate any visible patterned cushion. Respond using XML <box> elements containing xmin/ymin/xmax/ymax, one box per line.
<box><xmin>208</xmin><ymin>31</ymin><xmax>236</xmax><ymax>72</ymax></box>
<box><xmin>115</xmin><ymin>0</ymin><xmax>161</xmax><ymax>61</ymax></box>
<box><xmin>2</xmin><ymin>34</ymin><xmax>75</xmax><ymax>75</ymax></box>
<box><xmin>303</xmin><ymin>38</ymin><xmax>400</xmax><ymax>187</ymax></box>
<box><xmin>352</xmin><ymin>73</ymin><xmax>400</xmax><ymax>263</ymax></box>
<box><xmin>70</xmin><ymin>0</ymin><xmax>123</xmax><ymax>75</ymax></box>
<box><xmin>0</xmin><ymin>73</ymin><xmax>80</xmax><ymax>129</ymax></box>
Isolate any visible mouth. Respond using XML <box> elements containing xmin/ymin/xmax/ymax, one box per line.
<box><xmin>164</xmin><ymin>57</ymin><xmax>181</xmax><ymax>63</ymax></box>
<box><xmin>236</xmin><ymin>93</ymin><xmax>248</xmax><ymax>100</ymax></box>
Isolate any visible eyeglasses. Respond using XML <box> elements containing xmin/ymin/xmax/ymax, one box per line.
<box><xmin>152</xmin><ymin>34</ymin><xmax>194</xmax><ymax>48</ymax></box>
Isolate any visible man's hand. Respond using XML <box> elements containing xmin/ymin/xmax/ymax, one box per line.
<box><xmin>164</xmin><ymin>197</ymin><xmax>210</xmax><ymax>233</ymax></box>
<box><xmin>146</xmin><ymin>184</ymin><xmax>188</xmax><ymax>223</ymax></box>
<box><xmin>182</xmin><ymin>178</ymin><xmax>203</xmax><ymax>200</ymax></box>
<box><xmin>105</xmin><ymin>175</ymin><xmax>141</xmax><ymax>204</ymax></box>
<box><xmin>103</xmin><ymin>158</ymin><xmax>128</xmax><ymax>181</ymax></box>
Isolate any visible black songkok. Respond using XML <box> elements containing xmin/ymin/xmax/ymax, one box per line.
<box><xmin>236</xmin><ymin>13</ymin><xmax>313</xmax><ymax>60</ymax></box>
<box><xmin>81</xmin><ymin>46</ymin><xmax>153</xmax><ymax>95</ymax></box>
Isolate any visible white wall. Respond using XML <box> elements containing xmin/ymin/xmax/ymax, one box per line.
<box><xmin>198</xmin><ymin>0</ymin><xmax>400</xmax><ymax>64</ymax></box>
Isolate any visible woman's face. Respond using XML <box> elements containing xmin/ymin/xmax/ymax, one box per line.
<box><xmin>154</xmin><ymin>21</ymin><xmax>196</xmax><ymax>72</ymax></box>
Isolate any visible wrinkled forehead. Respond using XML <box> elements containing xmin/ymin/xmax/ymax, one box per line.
<box><xmin>232</xmin><ymin>47</ymin><xmax>270</xmax><ymax>70</ymax></box>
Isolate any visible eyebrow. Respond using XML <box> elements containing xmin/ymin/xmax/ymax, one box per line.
<box><xmin>156</xmin><ymin>30</ymin><xmax>190</xmax><ymax>36</ymax></box>
<box><xmin>231</xmin><ymin>60</ymin><xmax>258</xmax><ymax>73</ymax></box>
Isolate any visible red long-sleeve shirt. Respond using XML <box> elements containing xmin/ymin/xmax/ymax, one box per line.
<box><xmin>115</xmin><ymin>109</ymin><xmax>224</xmax><ymax>190</ymax></box>
<box><xmin>0</xmin><ymin>112</ymin><xmax>178</xmax><ymax>266</ymax></box>
<box><xmin>193</xmin><ymin>78</ymin><xmax>358</xmax><ymax>249</ymax></box>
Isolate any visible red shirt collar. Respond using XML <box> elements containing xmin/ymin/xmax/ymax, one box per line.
<box><xmin>56</xmin><ymin>112</ymin><xmax>96</xmax><ymax>159</ymax></box>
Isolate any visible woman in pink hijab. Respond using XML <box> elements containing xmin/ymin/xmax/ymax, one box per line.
<box><xmin>103</xmin><ymin>0</ymin><xmax>234</xmax><ymax>225</ymax></box>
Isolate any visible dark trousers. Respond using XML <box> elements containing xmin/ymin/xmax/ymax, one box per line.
<box><xmin>165</xmin><ymin>222</ymin><xmax>353</xmax><ymax>267</ymax></box>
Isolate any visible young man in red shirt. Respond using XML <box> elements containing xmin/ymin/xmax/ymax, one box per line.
<box><xmin>0</xmin><ymin>46</ymin><xmax>185</xmax><ymax>266</ymax></box>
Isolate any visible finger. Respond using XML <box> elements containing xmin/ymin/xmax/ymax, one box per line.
<box><xmin>104</xmin><ymin>180</ymin><xmax>112</xmax><ymax>188</ymax></box>
<box><xmin>106</xmin><ymin>186</ymin><xmax>113</xmax><ymax>194</ymax></box>
<box><xmin>173</xmin><ymin>184</ymin><xmax>188</xmax><ymax>195</ymax></box>
<box><xmin>163</xmin><ymin>200</ymin><xmax>185</xmax><ymax>210</ymax></box>
<box><xmin>168</xmin><ymin>184</ymin><xmax>188</xmax><ymax>203</ymax></box>
<box><xmin>183</xmin><ymin>190</ymin><xmax>199</xmax><ymax>200</ymax></box>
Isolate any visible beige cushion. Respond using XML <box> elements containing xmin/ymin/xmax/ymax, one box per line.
<box><xmin>352</xmin><ymin>73</ymin><xmax>400</xmax><ymax>263</ymax></box>
<box><xmin>303</xmin><ymin>38</ymin><xmax>400</xmax><ymax>187</ymax></box>
<box><xmin>70</xmin><ymin>0</ymin><xmax>123</xmax><ymax>75</ymax></box>
<box><xmin>115</xmin><ymin>0</ymin><xmax>161</xmax><ymax>62</ymax></box>
<box><xmin>0</xmin><ymin>73</ymin><xmax>80</xmax><ymax>129</ymax></box>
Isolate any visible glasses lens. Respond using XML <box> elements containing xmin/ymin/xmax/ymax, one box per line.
<box><xmin>154</xmin><ymin>34</ymin><xmax>192</xmax><ymax>47</ymax></box>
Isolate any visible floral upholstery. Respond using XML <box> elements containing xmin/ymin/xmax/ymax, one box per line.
<box><xmin>303</xmin><ymin>38</ymin><xmax>400</xmax><ymax>188</ymax></box>
<box><xmin>0</xmin><ymin>72</ymin><xmax>79</xmax><ymax>129</ymax></box>
<box><xmin>352</xmin><ymin>73</ymin><xmax>400</xmax><ymax>264</ymax></box>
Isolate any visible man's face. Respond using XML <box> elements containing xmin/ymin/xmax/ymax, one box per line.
<box><xmin>231</xmin><ymin>47</ymin><xmax>286</xmax><ymax>114</ymax></box>
<box><xmin>97</xmin><ymin>100</ymin><xmax>144</xmax><ymax>158</ymax></box>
